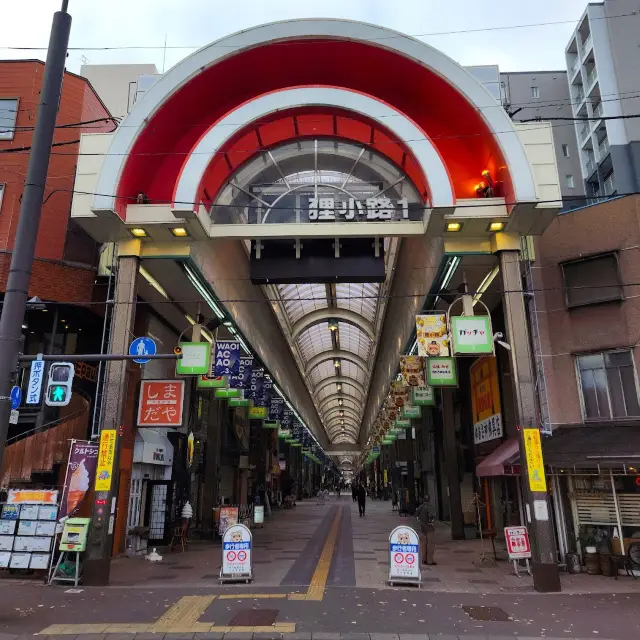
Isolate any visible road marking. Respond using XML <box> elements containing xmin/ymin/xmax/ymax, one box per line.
<box><xmin>217</xmin><ymin>593</ymin><xmax>288</xmax><ymax>599</ymax></box>
<box><xmin>290</xmin><ymin>506</ymin><xmax>341</xmax><ymax>601</ymax></box>
<box><xmin>152</xmin><ymin>594</ymin><xmax>217</xmax><ymax>630</ymax></box>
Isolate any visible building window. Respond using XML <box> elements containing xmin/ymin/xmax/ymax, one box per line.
<box><xmin>0</xmin><ymin>99</ymin><xmax>18</xmax><ymax>141</ymax></box>
<box><xmin>562</xmin><ymin>144</ymin><xmax>570</xmax><ymax>157</ymax></box>
<box><xmin>531</xmin><ymin>86</ymin><xmax>539</xmax><ymax>98</ymax></box>
<box><xmin>566</xmin><ymin>174</ymin><xmax>575</xmax><ymax>188</ymax></box>
<box><xmin>561</xmin><ymin>252</ymin><xmax>623</xmax><ymax>308</ymax></box>
<box><xmin>577</xmin><ymin>350</ymin><xmax>640</xmax><ymax>420</ymax></box>
<box><xmin>0</xmin><ymin>183</ymin><xmax>4</xmax><ymax>213</ymax></box>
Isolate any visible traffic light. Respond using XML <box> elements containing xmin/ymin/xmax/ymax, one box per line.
<box><xmin>45</xmin><ymin>362</ymin><xmax>75</xmax><ymax>407</ymax></box>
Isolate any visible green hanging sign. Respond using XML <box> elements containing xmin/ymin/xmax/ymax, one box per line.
<box><xmin>450</xmin><ymin>315</ymin><xmax>494</xmax><ymax>355</ymax></box>
<box><xmin>229</xmin><ymin>397</ymin><xmax>250</xmax><ymax>407</ymax></box>
<box><xmin>249</xmin><ymin>406</ymin><xmax>268</xmax><ymax>419</ymax></box>
<box><xmin>401</xmin><ymin>404</ymin><xmax>421</xmax><ymax>419</ymax></box>
<box><xmin>262</xmin><ymin>419</ymin><xmax>279</xmax><ymax>429</ymax></box>
<box><xmin>412</xmin><ymin>385</ymin><xmax>435</xmax><ymax>406</ymax></box>
<box><xmin>176</xmin><ymin>342</ymin><xmax>211</xmax><ymax>375</ymax></box>
<box><xmin>426</xmin><ymin>357</ymin><xmax>458</xmax><ymax>387</ymax></box>
<box><xmin>215</xmin><ymin>387</ymin><xmax>241</xmax><ymax>399</ymax></box>
<box><xmin>395</xmin><ymin>419</ymin><xmax>412</xmax><ymax>429</ymax></box>
<box><xmin>197</xmin><ymin>374</ymin><xmax>228</xmax><ymax>389</ymax></box>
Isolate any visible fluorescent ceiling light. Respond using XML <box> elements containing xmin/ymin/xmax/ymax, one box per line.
<box><xmin>140</xmin><ymin>266</ymin><xmax>169</xmax><ymax>299</ymax></box>
<box><xmin>201</xmin><ymin>329</ymin><xmax>213</xmax><ymax>343</ymax></box>
<box><xmin>441</xmin><ymin>256</ymin><xmax>461</xmax><ymax>290</ymax></box>
<box><xmin>184</xmin><ymin>264</ymin><xmax>226</xmax><ymax>319</ymax></box>
<box><xmin>185</xmin><ymin>314</ymin><xmax>196</xmax><ymax>325</ymax></box>
<box><xmin>472</xmin><ymin>265</ymin><xmax>500</xmax><ymax>307</ymax></box>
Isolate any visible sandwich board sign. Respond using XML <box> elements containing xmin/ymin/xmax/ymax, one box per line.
<box><xmin>220</xmin><ymin>523</ymin><xmax>253</xmax><ymax>583</ymax></box>
<box><xmin>388</xmin><ymin>525</ymin><xmax>421</xmax><ymax>587</ymax></box>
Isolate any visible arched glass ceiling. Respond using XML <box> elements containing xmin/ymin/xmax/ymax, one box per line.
<box><xmin>217</xmin><ymin>138</ymin><xmax>420</xmax><ymax>444</ymax></box>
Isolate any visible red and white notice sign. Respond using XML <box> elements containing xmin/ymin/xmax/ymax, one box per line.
<box><xmin>137</xmin><ymin>380</ymin><xmax>185</xmax><ymax>427</ymax></box>
<box><xmin>504</xmin><ymin>526</ymin><xmax>531</xmax><ymax>560</ymax></box>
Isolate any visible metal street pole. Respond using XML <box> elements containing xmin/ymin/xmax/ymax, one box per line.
<box><xmin>0</xmin><ymin>1</ymin><xmax>71</xmax><ymax>470</ymax></box>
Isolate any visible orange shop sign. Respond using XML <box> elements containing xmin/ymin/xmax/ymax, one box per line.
<box><xmin>137</xmin><ymin>380</ymin><xmax>185</xmax><ymax>427</ymax></box>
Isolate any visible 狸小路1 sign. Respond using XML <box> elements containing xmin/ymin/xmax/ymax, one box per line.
<box><xmin>451</xmin><ymin>316</ymin><xmax>494</xmax><ymax>356</ymax></box>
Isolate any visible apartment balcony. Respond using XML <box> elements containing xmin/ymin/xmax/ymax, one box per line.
<box><xmin>603</xmin><ymin>173</ymin><xmax>616</xmax><ymax>196</ymax></box>
<box><xmin>570</xmin><ymin>57</ymin><xmax>581</xmax><ymax>78</ymax></box>
<box><xmin>598</xmin><ymin>137</ymin><xmax>610</xmax><ymax>161</ymax></box>
<box><xmin>585</xmin><ymin>156</ymin><xmax>596</xmax><ymax>175</ymax></box>
<box><xmin>575</xmin><ymin>87</ymin><xmax>585</xmax><ymax>105</ymax></box>
<box><xmin>586</xmin><ymin>67</ymin><xmax>598</xmax><ymax>91</ymax></box>
<box><xmin>582</xmin><ymin>33</ymin><xmax>593</xmax><ymax>59</ymax></box>
<box><xmin>579</xmin><ymin>122</ymin><xmax>590</xmax><ymax>143</ymax></box>
<box><xmin>592</xmin><ymin>102</ymin><xmax>603</xmax><ymax>120</ymax></box>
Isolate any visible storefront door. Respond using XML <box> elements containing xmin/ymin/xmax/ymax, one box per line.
<box><xmin>144</xmin><ymin>480</ymin><xmax>173</xmax><ymax>545</ymax></box>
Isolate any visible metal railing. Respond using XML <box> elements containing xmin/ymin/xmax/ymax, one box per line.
<box><xmin>582</xmin><ymin>33</ymin><xmax>593</xmax><ymax>56</ymax></box>
<box><xmin>571</xmin><ymin>57</ymin><xmax>581</xmax><ymax>76</ymax></box>
<box><xmin>599</xmin><ymin>137</ymin><xmax>610</xmax><ymax>160</ymax></box>
<box><xmin>586</xmin><ymin>67</ymin><xmax>598</xmax><ymax>89</ymax></box>
<box><xmin>580</xmin><ymin>123</ymin><xmax>590</xmax><ymax>141</ymax></box>
<box><xmin>575</xmin><ymin>88</ymin><xmax>585</xmax><ymax>104</ymax></box>
<box><xmin>585</xmin><ymin>157</ymin><xmax>596</xmax><ymax>175</ymax></box>
<box><xmin>593</xmin><ymin>102</ymin><xmax>603</xmax><ymax>120</ymax></box>
<box><xmin>604</xmin><ymin>173</ymin><xmax>616</xmax><ymax>196</ymax></box>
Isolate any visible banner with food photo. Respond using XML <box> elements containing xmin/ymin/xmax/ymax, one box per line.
<box><xmin>60</xmin><ymin>440</ymin><xmax>99</xmax><ymax>519</ymax></box>
<box><xmin>416</xmin><ymin>313</ymin><xmax>450</xmax><ymax>357</ymax></box>
<box><xmin>399</xmin><ymin>355</ymin><xmax>425</xmax><ymax>386</ymax></box>
<box><xmin>390</xmin><ymin>381</ymin><xmax>410</xmax><ymax>407</ymax></box>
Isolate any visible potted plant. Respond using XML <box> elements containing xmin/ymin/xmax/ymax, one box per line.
<box><xmin>577</xmin><ymin>528</ymin><xmax>600</xmax><ymax>575</ymax></box>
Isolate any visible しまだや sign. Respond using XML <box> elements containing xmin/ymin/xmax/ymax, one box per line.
<box><xmin>137</xmin><ymin>380</ymin><xmax>185</xmax><ymax>427</ymax></box>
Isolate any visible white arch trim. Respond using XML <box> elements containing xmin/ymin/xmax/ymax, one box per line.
<box><xmin>315</xmin><ymin>377</ymin><xmax>365</xmax><ymax>399</ymax></box>
<box><xmin>305</xmin><ymin>350</ymin><xmax>369</xmax><ymax>376</ymax></box>
<box><xmin>171</xmin><ymin>87</ymin><xmax>453</xmax><ymax>213</ymax></box>
<box><xmin>324</xmin><ymin>407</ymin><xmax>361</xmax><ymax>422</ymax></box>
<box><xmin>292</xmin><ymin>308</ymin><xmax>374</xmax><ymax>341</ymax></box>
<box><xmin>93</xmin><ymin>18</ymin><xmax>535</xmax><ymax>215</ymax></box>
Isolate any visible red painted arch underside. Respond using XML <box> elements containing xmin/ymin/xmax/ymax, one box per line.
<box><xmin>116</xmin><ymin>39</ymin><xmax>509</xmax><ymax>217</ymax></box>
<box><xmin>190</xmin><ymin>105</ymin><xmax>432</xmax><ymax>211</ymax></box>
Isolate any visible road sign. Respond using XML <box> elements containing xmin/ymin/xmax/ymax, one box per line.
<box><xmin>10</xmin><ymin>386</ymin><xmax>22</xmax><ymax>410</ymax></box>
<box><xmin>388</xmin><ymin>525</ymin><xmax>421</xmax><ymax>586</ymax></box>
<box><xmin>9</xmin><ymin>410</ymin><xmax>19</xmax><ymax>425</ymax></box>
<box><xmin>26</xmin><ymin>359</ymin><xmax>45</xmax><ymax>404</ymax></box>
<box><xmin>504</xmin><ymin>526</ymin><xmax>531</xmax><ymax>560</ymax></box>
<box><xmin>129</xmin><ymin>337</ymin><xmax>157</xmax><ymax>365</ymax></box>
<box><xmin>220</xmin><ymin>523</ymin><xmax>253</xmax><ymax>583</ymax></box>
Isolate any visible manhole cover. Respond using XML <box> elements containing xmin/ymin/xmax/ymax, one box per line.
<box><xmin>462</xmin><ymin>606</ymin><xmax>510</xmax><ymax>622</ymax></box>
<box><xmin>229</xmin><ymin>609</ymin><xmax>279</xmax><ymax>626</ymax></box>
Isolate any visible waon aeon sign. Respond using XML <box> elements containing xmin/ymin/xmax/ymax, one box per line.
<box><xmin>137</xmin><ymin>380</ymin><xmax>185</xmax><ymax>427</ymax></box>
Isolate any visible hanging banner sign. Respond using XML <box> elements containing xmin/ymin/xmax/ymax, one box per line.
<box><xmin>470</xmin><ymin>357</ymin><xmax>503</xmax><ymax>445</ymax></box>
<box><xmin>399</xmin><ymin>355</ymin><xmax>425</xmax><ymax>386</ymax></box>
<box><xmin>416</xmin><ymin>313</ymin><xmax>449</xmax><ymax>357</ymax></box>
<box><xmin>229</xmin><ymin>356</ymin><xmax>253</xmax><ymax>389</ymax></box>
<box><xmin>269</xmin><ymin>396</ymin><xmax>284</xmax><ymax>421</ymax></box>
<box><xmin>282</xmin><ymin>409</ymin><xmax>294</xmax><ymax>429</ymax></box>
<box><xmin>262</xmin><ymin>377</ymin><xmax>274</xmax><ymax>405</ymax></box>
<box><xmin>176</xmin><ymin>342</ymin><xmax>211</xmax><ymax>375</ymax></box>
<box><xmin>412</xmin><ymin>386</ymin><xmax>435</xmax><ymax>406</ymax></box>
<box><xmin>401</xmin><ymin>404</ymin><xmax>421</xmax><ymax>419</ymax></box>
<box><xmin>247</xmin><ymin>368</ymin><xmax>265</xmax><ymax>403</ymax></box>
<box><xmin>388</xmin><ymin>525</ymin><xmax>421</xmax><ymax>585</ymax></box>
<box><xmin>248</xmin><ymin>406</ymin><xmax>268</xmax><ymax>420</ymax></box>
<box><xmin>95</xmin><ymin>429</ymin><xmax>117</xmax><ymax>492</ymax></box>
<box><xmin>451</xmin><ymin>316</ymin><xmax>494</xmax><ymax>356</ymax></box>
<box><xmin>523</xmin><ymin>428</ymin><xmax>547</xmax><ymax>493</ymax></box>
<box><xmin>60</xmin><ymin>440</ymin><xmax>99</xmax><ymax>519</ymax></box>
<box><xmin>214</xmin><ymin>340</ymin><xmax>241</xmax><ymax>376</ymax></box>
<box><xmin>389</xmin><ymin>381</ymin><xmax>410</xmax><ymax>408</ymax></box>
<box><xmin>426</xmin><ymin>358</ymin><xmax>458</xmax><ymax>387</ymax></box>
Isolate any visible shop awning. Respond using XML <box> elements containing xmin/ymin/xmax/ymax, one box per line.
<box><xmin>541</xmin><ymin>425</ymin><xmax>640</xmax><ymax>469</ymax></box>
<box><xmin>133</xmin><ymin>429</ymin><xmax>174</xmax><ymax>466</ymax></box>
<box><xmin>476</xmin><ymin>438</ymin><xmax>520</xmax><ymax>477</ymax></box>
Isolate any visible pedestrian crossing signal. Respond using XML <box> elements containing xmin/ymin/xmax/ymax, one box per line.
<box><xmin>44</xmin><ymin>363</ymin><xmax>75</xmax><ymax>407</ymax></box>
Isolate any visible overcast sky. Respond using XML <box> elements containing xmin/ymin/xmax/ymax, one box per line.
<box><xmin>2</xmin><ymin>0</ymin><xmax>593</xmax><ymax>73</ymax></box>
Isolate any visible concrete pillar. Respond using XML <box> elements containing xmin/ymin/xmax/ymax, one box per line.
<box><xmin>498</xmin><ymin>248</ymin><xmax>561</xmax><ymax>592</ymax></box>
<box><xmin>84</xmin><ymin>249</ymin><xmax>139</xmax><ymax>585</ymax></box>
<box><xmin>442</xmin><ymin>390</ymin><xmax>465</xmax><ymax>539</ymax></box>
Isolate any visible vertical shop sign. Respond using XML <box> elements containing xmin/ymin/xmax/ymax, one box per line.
<box><xmin>214</xmin><ymin>340</ymin><xmax>241</xmax><ymax>376</ymax></box>
<box><xmin>95</xmin><ymin>430</ymin><xmax>117</xmax><ymax>492</ymax></box>
<box><xmin>26</xmin><ymin>359</ymin><xmax>46</xmax><ymax>404</ymax></box>
<box><xmin>523</xmin><ymin>428</ymin><xmax>547</xmax><ymax>492</ymax></box>
<box><xmin>229</xmin><ymin>356</ymin><xmax>253</xmax><ymax>389</ymax></box>
<box><xmin>60</xmin><ymin>440</ymin><xmax>99</xmax><ymax>519</ymax></box>
<box><xmin>137</xmin><ymin>380</ymin><xmax>185</xmax><ymax>426</ymax></box>
<box><xmin>416</xmin><ymin>313</ymin><xmax>449</xmax><ymax>357</ymax></box>
<box><xmin>470</xmin><ymin>357</ymin><xmax>503</xmax><ymax>444</ymax></box>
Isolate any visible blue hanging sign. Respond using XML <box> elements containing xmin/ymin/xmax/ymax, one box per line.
<box><xmin>262</xmin><ymin>377</ymin><xmax>273</xmax><ymax>405</ymax></box>
<box><xmin>269</xmin><ymin>396</ymin><xmax>284</xmax><ymax>421</ymax></box>
<box><xmin>247</xmin><ymin>368</ymin><xmax>265</xmax><ymax>403</ymax></box>
<box><xmin>214</xmin><ymin>340</ymin><xmax>241</xmax><ymax>376</ymax></box>
<box><xmin>229</xmin><ymin>356</ymin><xmax>253</xmax><ymax>389</ymax></box>
<box><xmin>282</xmin><ymin>409</ymin><xmax>294</xmax><ymax>429</ymax></box>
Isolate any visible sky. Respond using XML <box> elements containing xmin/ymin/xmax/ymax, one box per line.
<box><xmin>1</xmin><ymin>0</ymin><xmax>594</xmax><ymax>74</ymax></box>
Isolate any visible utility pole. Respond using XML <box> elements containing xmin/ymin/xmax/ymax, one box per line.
<box><xmin>0</xmin><ymin>2</ymin><xmax>71</xmax><ymax>470</ymax></box>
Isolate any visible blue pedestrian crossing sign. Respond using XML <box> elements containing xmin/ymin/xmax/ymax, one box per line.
<box><xmin>10</xmin><ymin>386</ymin><xmax>22</xmax><ymax>410</ymax></box>
<box><xmin>129</xmin><ymin>337</ymin><xmax>157</xmax><ymax>364</ymax></box>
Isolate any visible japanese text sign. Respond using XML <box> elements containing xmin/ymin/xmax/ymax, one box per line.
<box><xmin>214</xmin><ymin>340</ymin><xmax>241</xmax><ymax>376</ymax></box>
<box><xmin>412</xmin><ymin>386</ymin><xmax>435</xmax><ymax>406</ymax></box>
<box><xmin>399</xmin><ymin>355</ymin><xmax>425</xmax><ymax>386</ymax></box>
<box><xmin>221</xmin><ymin>524</ymin><xmax>252</xmax><ymax>577</ymax></box>
<box><xmin>504</xmin><ymin>526</ymin><xmax>531</xmax><ymax>560</ymax></box>
<box><xmin>95</xmin><ymin>430</ymin><xmax>117</xmax><ymax>492</ymax></box>
<box><xmin>137</xmin><ymin>380</ymin><xmax>185</xmax><ymax>427</ymax></box>
<box><xmin>60</xmin><ymin>440</ymin><xmax>99</xmax><ymax>519</ymax></box>
<box><xmin>26</xmin><ymin>360</ymin><xmax>46</xmax><ymax>404</ymax></box>
<box><xmin>451</xmin><ymin>316</ymin><xmax>494</xmax><ymax>355</ymax></box>
<box><xmin>426</xmin><ymin>357</ymin><xmax>458</xmax><ymax>387</ymax></box>
<box><xmin>389</xmin><ymin>526</ymin><xmax>420</xmax><ymax>582</ymax></box>
<box><xmin>416</xmin><ymin>314</ymin><xmax>449</xmax><ymax>357</ymax></box>
<box><xmin>176</xmin><ymin>342</ymin><xmax>210</xmax><ymax>375</ymax></box>
<box><xmin>308</xmin><ymin>196</ymin><xmax>409</xmax><ymax>222</ymax></box>
<box><xmin>523</xmin><ymin>428</ymin><xmax>547</xmax><ymax>492</ymax></box>
<box><xmin>470</xmin><ymin>357</ymin><xmax>503</xmax><ymax>445</ymax></box>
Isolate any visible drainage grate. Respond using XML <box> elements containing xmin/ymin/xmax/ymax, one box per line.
<box><xmin>229</xmin><ymin>609</ymin><xmax>279</xmax><ymax>626</ymax></box>
<box><xmin>462</xmin><ymin>606</ymin><xmax>511</xmax><ymax>622</ymax></box>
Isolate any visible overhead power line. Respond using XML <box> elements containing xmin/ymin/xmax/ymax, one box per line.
<box><xmin>1</xmin><ymin>10</ymin><xmax>638</xmax><ymax>51</ymax></box>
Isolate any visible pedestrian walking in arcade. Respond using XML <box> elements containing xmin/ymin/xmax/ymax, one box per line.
<box><xmin>416</xmin><ymin>495</ymin><xmax>436</xmax><ymax>565</ymax></box>
<box><xmin>352</xmin><ymin>484</ymin><xmax>357</xmax><ymax>502</ymax></box>
<box><xmin>357</xmin><ymin>483</ymin><xmax>366</xmax><ymax>517</ymax></box>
